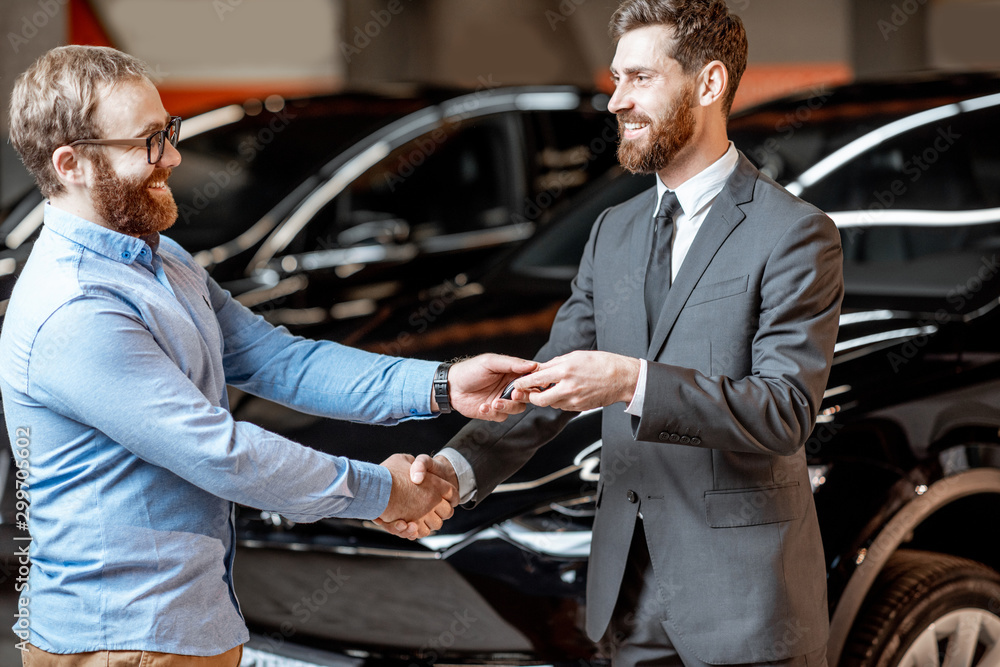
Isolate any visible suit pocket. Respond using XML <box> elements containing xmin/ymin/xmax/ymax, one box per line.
<box><xmin>704</xmin><ymin>481</ymin><xmax>804</xmax><ymax>528</ymax></box>
<box><xmin>687</xmin><ymin>274</ymin><xmax>749</xmax><ymax>307</ymax></box>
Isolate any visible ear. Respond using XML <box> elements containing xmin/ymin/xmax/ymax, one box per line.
<box><xmin>696</xmin><ymin>60</ymin><xmax>729</xmax><ymax>110</ymax></box>
<box><xmin>51</xmin><ymin>146</ymin><xmax>92</xmax><ymax>189</ymax></box>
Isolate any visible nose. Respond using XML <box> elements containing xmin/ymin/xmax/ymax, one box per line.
<box><xmin>157</xmin><ymin>139</ymin><xmax>181</xmax><ymax>168</ymax></box>
<box><xmin>608</xmin><ymin>82</ymin><xmax>632</xmax><ymax>115</ymax></box>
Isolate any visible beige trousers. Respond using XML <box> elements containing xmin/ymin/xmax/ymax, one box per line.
<box><xmin>22</xmin><ymin>643</ymin><xmax>243</xmax><ymax>667</ymax></box>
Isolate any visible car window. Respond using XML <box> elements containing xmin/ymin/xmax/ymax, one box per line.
<box><xmin>167</xmin><ymin>97</ymin><xmax>413</xmax><ymax>253</ymax></box>
<box><xmin>518</xmin><ymin>110</ymin><xmax>622</xmax><ymax>225</ymax></box>
<box><xmin>799</xmin><ymin>104</ymin><xmax>1000</xmax><ymax>306</ymax></box>
<box><xmin>297</xmin><ymin>115</ymin><xmax>520</xmax><ymax>253</ymax></box>
<box><xmin>801</xmin><ymin>105</ymin><xmax>1000</xmax><ymax>214</ymax></box>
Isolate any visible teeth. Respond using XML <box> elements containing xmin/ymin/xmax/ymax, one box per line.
<box><xmin>624</xmin><ymin>123</ymin><xmax>648</xmax><ymax>131</ymax></box>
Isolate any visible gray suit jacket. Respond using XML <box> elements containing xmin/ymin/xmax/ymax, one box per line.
<box><xmin>445</xmin><ymin>153</ymin><xmax>843</xmax><ymax>664</ymax></box>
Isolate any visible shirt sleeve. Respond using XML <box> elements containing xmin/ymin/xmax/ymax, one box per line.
<box><xmin>624</xmin><ymin>358</ymin><xmax>648</xmax><ymax>416</ymax></box>
<box><xmin>27</xmin><ymin>295</ymin><xmax>393</xmax><ymax>522</ymax></box>
<box><xmin>436</xmin><ymin>447</ymin><xmax>478</xmax><ymax>503</ymax></box>
<box><xmin>208</xmin><ymin>273</ymin><xmax>439</xmax><ymax>425</ymax></box>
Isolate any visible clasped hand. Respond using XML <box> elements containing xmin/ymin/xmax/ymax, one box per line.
<box><xmin>376</xmin><ymin>353</ymin><xmax>538</xmax><ymax>539</ymax></box>
<box><xmin>376</xmin><ymin>453</ymin><xmax>457</xmax><ymax>540</ymax></box>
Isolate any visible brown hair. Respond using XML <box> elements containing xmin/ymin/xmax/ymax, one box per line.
<box><xmin>610</xmin><ymin>0</ymin><xmax>747</xmax><ymax>118</ymax></box>
<box><xmin>9</xmin><ymin>45</ymin><xmax>151</xmax><ymax>197</ymax></box>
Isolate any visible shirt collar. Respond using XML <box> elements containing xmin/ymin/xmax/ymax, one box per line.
<box><xmin>43</xmin><ymin>202</ymin><xmax>159</xmax><ymax>266</ymax></box>
<box><xmin>655</xmin><ymin>141</ymin><xmax>740</xmax><ymax>218</ymax></box>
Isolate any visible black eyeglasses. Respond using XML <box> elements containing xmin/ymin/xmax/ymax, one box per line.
<box><xmin>68</xmin><ymin>116</ymin><xmax>182</xmax><ymax>164</ymax></box>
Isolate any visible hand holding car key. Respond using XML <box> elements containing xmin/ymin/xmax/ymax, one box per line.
<box><xmin>500</xmin><ymin>377</ymin><xmax>553</xmax><ymax>400</ymax></box>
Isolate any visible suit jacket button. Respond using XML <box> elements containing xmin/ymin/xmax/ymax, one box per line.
<box><xmin>691</xmin><ymin>437</ymin><xmax>702</xmax><ymax>445</ymax></box>
<box><xmin>627</xmin><ymin>490</ymin><xmax>638</xmax><ymax>504</ymax></box>
<box><xmin>658</xmin><ymin>432</ymin><xmax>670</xmax><ymax>442</ymax></box>
<box><xmin>669</xmin><ymin>434</ymin><xmax>680</xmax><ymax>443</ymax></box>
<box><xmin>680</xmin><ymin>436</ymin><xmax>691</xmax><ymax>444</ymax></box>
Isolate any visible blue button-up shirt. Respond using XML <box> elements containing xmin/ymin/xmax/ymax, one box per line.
<box><xmin>0</xmin><ymin>204</ymin><xmax>439</xmax><ymax>655</ymax></box>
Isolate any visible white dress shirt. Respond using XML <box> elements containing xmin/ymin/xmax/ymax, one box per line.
<box><xmin>441</xmin><ymin>143</ymin><xmax>741</xmax><ymax>503</ymax></box>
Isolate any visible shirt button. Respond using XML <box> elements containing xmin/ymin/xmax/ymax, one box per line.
<box><xmin>658</xmin><ymin>432</ymin><xmax>670</xmax><ymax>442</ymax></box>
<box><xmin>121</xmin><ymin>251</ymin><xmax>131</xmax><ymax>260</ymax></box>
<box><xmin>680</xmin><ymin>436</ymin><xmax>691</xmax><ymax>445</ymax></box>
<box><xmin>410</xmin><ymin>408</ymin><xmax>418</xmax><ymax>415</ymax></box>
<box><xmin>627</xmin><ymin>490</ymin><xmax>638</xmax><ymax>504</ymax></box>
<box><xmin>691</xmin><ymin>437</ymin><xmax>702</xmax><ymax>446</ymax></box>
<box><xmin>669</xmin><ymin>434</ymin><xmax>680</xmax><ymax>443</ymax></box>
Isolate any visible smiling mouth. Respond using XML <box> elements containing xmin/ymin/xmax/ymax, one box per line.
<box><xmin>623</xmin><ymin>122</ymin><xmax>649</xmax><ymax>132</ymax></box>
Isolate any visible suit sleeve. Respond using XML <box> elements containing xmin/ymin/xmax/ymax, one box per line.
<box><xmin>633</xmin><ymin>210</ymin><xmax>843</xmax><ymax>455</ymax></box>
<box><xmin>443</xmin><ymin>208</ymin><xmax>609</xmax><ymax>502</ymax></box>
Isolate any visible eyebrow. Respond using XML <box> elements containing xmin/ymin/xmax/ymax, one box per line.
<box><xmin>136</xmin><ymin>114</ymin><xmax>172</xmax><ymax>138</ymax></box>
<box><xmin>611</xmin><ymin>66</ymin><xmax>653</xmax><ymax>77</ymax></box>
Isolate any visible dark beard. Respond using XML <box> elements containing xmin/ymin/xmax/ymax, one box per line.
<box><xmin>90</xmin><ymin>152</ymin><xmax>177</xmax><ymax>237</ymax></box>
<box><xmin>617</xmin><ymin>84</ymin><xmax>697</xmax><ymax>174</ymax></box>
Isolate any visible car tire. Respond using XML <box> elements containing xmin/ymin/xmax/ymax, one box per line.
<box><xmin>842</xmin><ymin>549</ymin><xmax>1000</xmax><ymax>667</ymax></box>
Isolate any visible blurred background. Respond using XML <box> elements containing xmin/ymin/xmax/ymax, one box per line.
<box><xmin>2</xmin><ymin>0</ymin><xmax>1000</xmax><ymax>210</ymax></box>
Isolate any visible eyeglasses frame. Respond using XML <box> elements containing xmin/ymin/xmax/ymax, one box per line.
<box><xmin>67</xmin><ymin>116</ymin><xmax>182</xmax><ymax>164</ymax></box>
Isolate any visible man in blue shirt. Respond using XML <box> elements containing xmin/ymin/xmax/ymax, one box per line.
<box><xmin>1</xmin><ymin>45</ymin><xmax>535</xmax><ymax>665</ymax></box>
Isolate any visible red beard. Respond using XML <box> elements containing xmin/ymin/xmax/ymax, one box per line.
<box><xmin>90</xmin><ymin>152</ymin><xmax>178</xmax><ymax>237</ymax></box>
<box><xmin>617</xmin><ymin>83</ymin><xmax>697</xmax><ymax>175</ymax></box>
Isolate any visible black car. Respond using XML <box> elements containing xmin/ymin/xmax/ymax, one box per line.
<box><xmin>0</xmin><ymin>85</ymin><xmax>622</xmax><ymax>326</ymax></box>
<box><xmin>6</xmin><ymin>73</ymin><xmax>1000</xmax><ymax>667</ymax></box>
<box><xmin>227</xmin><ymin>73</ymin><xmax>1000</xmax><ymax>667</ymax></box>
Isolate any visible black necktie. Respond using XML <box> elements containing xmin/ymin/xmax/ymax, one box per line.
<box><xmin>645</xmin><ymin>191</ymin><xmax>681</xmax><ymax>333</ymax></box>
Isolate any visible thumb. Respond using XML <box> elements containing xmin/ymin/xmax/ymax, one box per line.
<box><xmin>410</xmin><ymin>454</ymin><xmax>435</xmax><ymax>484</ymax></box>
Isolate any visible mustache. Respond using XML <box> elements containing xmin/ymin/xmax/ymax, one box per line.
<box><xmin>144</xmin><ymin>168</ymin><xmax>173</xmax><ymax>186</ymax></box>
<box><xmin>617</xmin><ymin>111</ymin><xmax>654</xmax><ymax>127</ymax></box>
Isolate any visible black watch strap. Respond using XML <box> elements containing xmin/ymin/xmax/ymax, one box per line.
<box><xmin>433</xmin><ymin>362</ymin><xmax>453</xmax><ymax>414</ymax></box>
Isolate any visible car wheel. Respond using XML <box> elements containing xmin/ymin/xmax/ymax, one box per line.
<box><xmin>842</xmin><ymin>549</ymin><xmax>1000</xmax><ymax>667</ymax></box>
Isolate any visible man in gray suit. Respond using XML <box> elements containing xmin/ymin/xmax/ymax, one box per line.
<box><xmin>388</xmin><ymin>1</ymin><xmax>843</xmax><ymax>664</ymax></box>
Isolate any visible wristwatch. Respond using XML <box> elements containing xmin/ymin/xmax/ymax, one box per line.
<box><xmin>433</xmin><ymin>362</ymin><xmax>453</xmax><ymax>414</ymax></box>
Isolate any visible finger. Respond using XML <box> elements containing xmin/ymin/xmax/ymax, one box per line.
<box><xmin>527</xmin><ymin>386</ymin><xmax>563</xmax><ymax>408</ymax></box>
<box><xmin>513</xmin><ymin>369</ymin><xmax>559</xmax><ymax>392</ymax></box>
<box><xmin>476</xmin><ymin>402</ymin><xmax>509</xmax><ymax>422</ymax></box>
<box><xmin>401</xmin><ymin>521</ymin><xmax>421</xmax><ymax>540</ymax></box>
<box><xmin>423</xmin><ymin>510</ymin><xmax>444</xmax><ymax>532</ymax></box>
<box><xmin>484</xmin><ymin>354</ymin><xmax>539</xmax><ymax>375</ymax></box>
<box><xmin>487</xmin><ymin>398</ymin><xmax>526</xmax><ymax>415</ymax></box>
<box><xmin>410</xmin><ymin>454</ymin><xmax>434</xmax><ymax>484</ymax></box>
<box><xmin>433</xmin><ymin>498</ymin><xmax>454</xmax><ymax>521</ymax></box>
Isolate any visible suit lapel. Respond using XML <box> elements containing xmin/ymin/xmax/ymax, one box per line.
<box><xmin>646</xmin><ymin>154</ymin><xmax>759</xmax><ymax>359</ymax></box>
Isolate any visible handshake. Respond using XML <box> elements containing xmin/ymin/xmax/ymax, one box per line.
<box><xmin>371</xmin><ymin>349</ymin><xmax>640</xmax><ymax>539</ymax></box>
<box><xmin>375</xmin><ymin>453</ymin><xmax>461</xmax><ymax>540</ymax></box>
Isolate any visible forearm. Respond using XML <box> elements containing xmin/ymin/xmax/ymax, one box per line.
<box><xmin>212</xmin><ymin>278</ymin><xmax>438</xmax><ymax>424</ymax></box>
